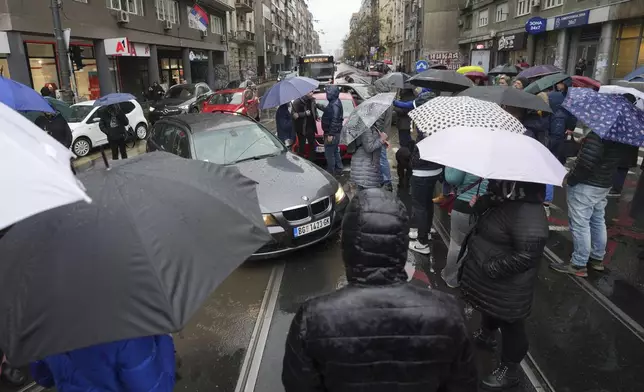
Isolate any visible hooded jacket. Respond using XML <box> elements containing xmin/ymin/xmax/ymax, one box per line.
<box><xmin>567</xmin><ymin>131</ymin><xmax>625</xmax><ymax>188</ymax></box>
<box><xmin>30</xmin><ymin>335</ymin><xmax>175</xmax><ymax>392</ymax></box>
<box><xmin>547</xmin><ymin>90</ymin><xmax>577</xmax><ymax>139</ymax></box>
<box><xmin>276</xmin><ymin>103</ymin><xmax>295</xmax><ymax>142</ymax></box>
<box><xmin>282</xmin><ymin>188</ymin><xmax>477</xmax><ymax>392</ymax></box>
<box><xmin>350</xmin><ymin>115</ymin><xmax>385</xmax><ymax>188</ymax></box>
<box><xmin>459</xmin><ymin>181</ymin><xmax>549</xmax><ymax>321</ymax></box>
<box><xmin>321</xmin><ymin>86</ymin><xmax>343</xmax><ymax>136</ymax></box>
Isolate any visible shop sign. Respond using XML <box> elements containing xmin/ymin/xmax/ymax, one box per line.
<box><xmin>472</xmin><ymin>40</ymin><xmax>494</xmax><ymax>51</ymax></box>
<box><xmin>554</xmin><ymin>10</ymin><xmax>589</xmax><ymax>30</ymax></box>
<box><xmin>0</xmin><ymin>32</ymin><xmax>10</xmax><ymax>54</ymax></box>
<box><xmin>497</xmin><ymin>33</ymin><xmax>526</xmax><ymax>51</ymax></box>
<box><xmin>104</xmin><ymin>38</ymin><xmax>150</xmax><ymax>57</ymax></box>
<box><xmin>189</xmin><ymin>50</ymin><xmax>208</xmax><ymax>62</ymax></box>
<box><xmin>525</xmin><ymin>17</ymin><xmax>547</xmax><ymax>34</ymax></box>
<box><xmin>426</xmin><ymin>51</ymin><xmax>460</xmax><ymax>70</ymax></box>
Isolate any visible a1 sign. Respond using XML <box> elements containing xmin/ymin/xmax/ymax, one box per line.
<box><xmin>525</xmin><ymin>17</ymin><xmax>547</xmax><ymax>34</ymax></box>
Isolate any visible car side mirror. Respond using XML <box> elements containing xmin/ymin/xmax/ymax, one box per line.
<box><xmin>90</xmin><ymin>117</ymin><xmax>100</xmax><ymax>123</ymax></box>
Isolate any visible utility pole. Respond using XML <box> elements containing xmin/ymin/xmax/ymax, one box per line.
<box><xmin>50</xmin><ymin>0</ymin><xmax>74</xmax><ymax>104</ymax></box>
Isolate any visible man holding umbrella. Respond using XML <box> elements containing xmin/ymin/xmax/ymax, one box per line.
<box><xmin>292</xmin><ymin>91</ymin><xmax>319</xmax><ymax>160</ymax></box>
<box><xmin>99</xmin><ymin>104</ymin><xmax>130</xmax><ymax>160</ymax></box>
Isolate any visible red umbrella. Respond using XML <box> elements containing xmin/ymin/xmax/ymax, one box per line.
<box><xmin>465</xmin><ymin>71</ymin><xmax>488</xmax><ymax>81</ymax></box>
<box><xmin>571</xmin><ymin>75</ymin><xmax>601</xmax><ymax>91</ymax></box>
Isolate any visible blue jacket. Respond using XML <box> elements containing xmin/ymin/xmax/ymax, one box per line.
<box><xmin>393</xmin><ymin>88</ymin><xmax>433</xmax><ymax>110</ymax></box>
<box><xmin>276</xmin><ymin>103</ymin><xmax>295</xmax><ymax>142</ymax></box>
<box><xmin>547</xmin><ymin>91</ymin><xmax>577</xmax><ymax>139</ymax></box>
<box><xmin>30</xmin><ymin>335</ymin><xmax>176</xmax><ymax>392</ymax></box>
<box><xmin>321</xmin><ymin>85</ymin><xmax>343</xmax><ymax>136</ymax></box>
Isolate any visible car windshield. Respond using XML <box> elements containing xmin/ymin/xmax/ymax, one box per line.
<box><xmin>315</xmin><ymin>99</ymin><xmax>355</xmax><ymax>118</ymax></box>
<box><xmin>209</xmin><ymin>92</ymin><xmax>243</xmax><ymax>105</ymax></box>
<box><xmin>194</xmin><ymin>122</ymin><xmax>285</xmax><ymax>164</ymax></box>
<box><xmin>300</xmin><ymin>63</ymin><xmax>335</xmax><ymax>79</ymax></box>
<box><xmin>352</xmin><ymin>85</ymin><xmax>377</xmax><ymax>99</ymax></box>
<box><xmin>69</xmin><ymin>105</ymin><xmax>95</xmax><ymax>123</ymax></box>
<box><xmin>165</xmin><ymin>85</ymin><xmax>195</xmax><ymax>99</ymax></box>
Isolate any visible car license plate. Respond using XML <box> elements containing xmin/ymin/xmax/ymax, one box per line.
<box><xmin>293</xmin><ymin>217</ymin><xmax>331</xmax><ymax>237</ymax></box>
<box><xmin>315</xmin><ymin>146</ymin><xmax>325</xmax><ymax>153</ymax></box>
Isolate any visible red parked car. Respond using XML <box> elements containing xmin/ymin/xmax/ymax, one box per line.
<box><xmin>292</xmin><ymin>92</ymin><xmax>357</xmax><ymax>161</ymax></box>
<box><xmin>201</xmin><ymin>88</ymin><xmax>260</xmax><ymax>120</ymax></box>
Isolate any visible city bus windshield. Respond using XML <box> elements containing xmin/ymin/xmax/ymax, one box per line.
<box><xmin>299</xmin><ymin>63</ymin><xmax>335</xmax><ymax>79</ymax></box>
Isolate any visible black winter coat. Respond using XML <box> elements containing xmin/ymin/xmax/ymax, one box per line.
<box><xmin>460</xmin><ymin>198</ymin><xmax>548</xmax><ymax>322</ymax></box>
<box><xmin>618</xmin><ymin>143</ymin><xmax>639</xmax><ymax>169</ymax></box>
<box><xmin>393</xmin><ymin>105</ymin><xmax>411</xmax><ymax>130</ymax></box>
<box><xmin>98</xmin><ymin>108</ymin><xmax>129</xmax><ymax>142</ymax></box>
<box><xmin>292</xmin><ymin>96</ymin><xmax>318</xmax><ymax>136</ymax></box>
<box><xmin>283</xmin><ymin>189</ymin><xmax>477</xmax><ymax>392</ymax></box>
<box><xmin>568</xmin><ymin>131</ymin><xmax>624</xmax><ymax>188</ymax></box>
<box><xmin>35</xmin><ymin>113</ymin><xmax>73</xmax><ymax>149</ymax></box>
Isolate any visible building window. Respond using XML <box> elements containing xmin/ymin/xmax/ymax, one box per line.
<box><xmin>211</xmin><ymin>15</ymin><xmax>223</xmax><ymax>34</ymax></box>
<box><xmin>74</xmin><ymin>0</ymin><xmax>88</xmax><ymax>3</ymax></box>
<box><xmin>543</xmin><ymin>0</ymin><xmax>563</xmax><ymax>10</ymax></box>
<box><xmin>465</xmin><ymin>14</ymin><xmax>472</xmax><ymax>30</ymax></box>
<box><xmin>156</xmin><ymin>0</ymin><xmax>179</xmax><ymax>24</ymax></box>
<box><xmin>478</xmin><ymin>9</ymin><xmax>489</xmax><ymax>27</ymax></box>
<box><xmin>106</xmin><ymin>0</ymin><xmax>144</xmax><ymax>15</ymax></box>
<box><xmin>613</xmin><ymin>22</ymin><xmax>644</xmax><ymax>79</ymax></box>
<box><xmin>187</xmin><ymin>6</ymin><xmax>209</xmax><ymax>29</ymax></box>
<box><xmin>495</xmin><ymin>3</ymin><xmax>508</xmax><ymax>22</ymax></box>
<box><xmin>516</xmin><ymin>0</ymin><xmax>530</xmax><ymax>17</ymax></box>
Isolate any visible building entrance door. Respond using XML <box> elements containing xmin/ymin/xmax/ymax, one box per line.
<box><xmin>576</xmin><ymin>42</ymin><xmax>598</xmax><ymax>77</ymax></box>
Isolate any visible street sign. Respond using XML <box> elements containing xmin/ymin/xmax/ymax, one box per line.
<box><xmin>554</xmin><ymin>10</ymin><xmax>589</xmax><ymax>30</ymax></box>
<box><xmin>525</xmin><ymin>17</ymin><xmax>547</xmax><ymax>34</ymax></box>
<box><xmin>415</xmin><ymin>60</ymin><xmax>429</xmax><ymax>73</ymax></box>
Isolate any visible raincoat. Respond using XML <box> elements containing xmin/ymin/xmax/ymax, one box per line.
<box><xmin>30</xmin><ymin>335</ymin><xmax>176</xmax><ymax>392</ymax></box>
<box><xmin>283</xmin><ymin>188</ymin><xmax>477</xmax><ymax>392</ymax></box>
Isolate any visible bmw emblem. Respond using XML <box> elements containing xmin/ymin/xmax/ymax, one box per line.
<box><xmin>302</xmin><ymin>196</ymin><xmax>309</xmax><ymax>201</ymax></box>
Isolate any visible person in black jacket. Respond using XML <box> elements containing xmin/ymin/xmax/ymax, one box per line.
<box><xmin>282</xmin><ymin>188</ymin><xmax>477</xmax><ymax>392</ymax></box>
<box><xmin>35</xmin><ymin>111</ymin><xmax>73</xmax><ymax>149</ymax></box>
<box><xmin>550</xmin><ymin>130</ymin><xmax>625</xmax><ymax>278</ymax></box>
<box><xmin>98</xmin><ymin>104</ymin><xmax>129</xmax><ymax>160</ymax></box>
<box><xmin>460</xmin><ymin>180</ymin><xmax>548</xmax><ymax>390</ymax></box>
<box><xmin>292</xmin><ymin>92</ymin><xmax>318</xmax><ymax>160</ymax></box>
<box><xmin>319</xmin><ymin>85</ymin><xmax>344</xmax><ymax>174</ymax></box>
<box><xmin>609</xmin><ymin>94</ymin><xmax>639</xmax><ymax>197</ymax></box>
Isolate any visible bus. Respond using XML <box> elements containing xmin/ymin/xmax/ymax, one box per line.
<box><xmin>298</xmin><ymin>54</ymin><xmax>335</xmax><ymax>86</ymax></box>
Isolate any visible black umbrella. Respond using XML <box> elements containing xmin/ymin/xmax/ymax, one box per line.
<box><xmin>457</xmin><ymin>86</ymin><xmax>552</xmax><ymax>113</ymax></box>
<box><xmin>336</xmin><ymin>70</ymin><xmax>356</xmax><ymax>79</ymax></box>
<box><xmin>0</xmin><ymin>152</ymin><xmax>271</xmax><ymax>365</ymax></box>
<box><xmin>407</xmin><ymin>69</ymin><xmax>473</xmax><ymax>93</ymax></box>
<box><xmin>488</xmin><ymin>64</ymin><xmax>522</xmax><ymax>76</ymax></box>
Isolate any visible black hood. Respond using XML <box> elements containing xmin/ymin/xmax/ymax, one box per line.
<box><xmin>341</xmin><ymin>188</ymin><xmax>409</xmax><ymax>285</ymax></box>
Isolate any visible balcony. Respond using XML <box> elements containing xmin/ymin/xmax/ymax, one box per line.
<box><xmin>236</xmin><ymin>30</ymin><xmax>255</xmax><ymax>44</ymax></box>
<box><xmin>235</xmin><ymin>0</ymin><xmax>254</xmax><ymax>13</ymax></box>
<box><xmin>200</xmin><ymin>0</ymin><xmax>234</xmax><ymax>12</ymax></box>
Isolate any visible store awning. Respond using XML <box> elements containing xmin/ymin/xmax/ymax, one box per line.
<box><xmin>104</xmin><ymin>38</ymin><xmax>150</xmax><ymax>57</ymax></box>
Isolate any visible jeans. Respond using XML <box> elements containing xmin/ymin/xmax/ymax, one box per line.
<box><xmin>481</xmin><ymin>315</ymin><xmax>528</xmax><ymax>363</ymax></box>
<box><xmin>545</xmin><ymin>184</ymin><xmax>554</xmax><ymax>203</ymax></box>
<box><xmin>411</xmin><ymin>175</ymin><xmax>440</xmax><ymax>245</ymax></box>
<box><xmin>612</xmin><ymin>167</ymin><xmax>629</xmax><ymax>193</ymax></box>
<box><xmin>380</xmin><ymin>146</ymin><xmax>392</xmax><ymax>185</ymax></box>
<box><xmin>324</xmin><ymin>137</ymin><xmax>343</xmax><ymax>174</ymax></box>
<box><xmin>442</xmin><ymin>210</ymin><xmax>472</xmax><ymax>286</ymax></box>
<box><xmin>567</xmin><ymin>183</ymin><xmax>610</xmax><ymax>267</ymax></box>
<box><xmin>398</xmin><ymin>128</ymin><xmax>411</xmax><ymax>149</ymax></box>
<box><xmin>109</xmin><ymin>139</ymin><xmax>127</xmax><ymax>160</ymax></box>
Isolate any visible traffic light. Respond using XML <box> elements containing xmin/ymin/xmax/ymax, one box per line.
<box><xmin>70</xmin><ymin>46</ymin><xmax>84</xmax><ymax>71</ymax></box>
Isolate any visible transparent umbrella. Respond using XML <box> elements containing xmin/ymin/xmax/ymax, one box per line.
<box><xmin>340</xmin><ymin>92</ymin><xmax>396</xmax><ymax>145</ymax></box>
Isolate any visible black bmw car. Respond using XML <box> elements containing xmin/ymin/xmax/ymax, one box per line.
<box><xmin>147</xmin><ymin>113</ymin><xmax>349</xmax><ymax>258</ymax></box>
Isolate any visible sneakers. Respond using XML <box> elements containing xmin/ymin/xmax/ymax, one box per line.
<box><xmin>589</xmin><ymin>258</ymin><xmax>605</xmax><ymax>271</ymax></box>
<box><xmin>409</xmin><ymin>240</ymin><xmax>430</xmax><ymax>254</ymax></box>
<box><xmin>432</xmin><ymin>193</ymin><xmax>446</xmax><ymax>204</ymax></box>
<box><xmin>543</xmin><ymin>203</ymin><xmax>551</xmax><ymax>217</ymax></box>
<box><xmin>481</xmin><ymin>363</ymin><xmax>520</xmax><ymax>390</ymax></box>
<box><xmin>473</xmin><ymin>329</ymin><xmax>497</xmax><ymax>351</ymax></box>
<box><xmin>607</xmin><ymin>189</ymin><xmax>622</xmax><ymax>198</ymax></box>
<box><xmin>549</xmin><ymin>262</ymin><xmax>588</xmax><ymax>278</ymax></box>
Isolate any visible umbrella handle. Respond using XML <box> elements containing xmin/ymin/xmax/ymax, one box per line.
<box><xmin>100</xmin><ymin>145</ymin><xmax>111</xmax><ymax>170</ymax></box>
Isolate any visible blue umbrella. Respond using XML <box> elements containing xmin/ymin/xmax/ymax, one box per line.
<box><xmin>93</xmin><ymin>93</ymin><xmax>137</xmax><ymax>107</ymax></box>
<box><xmin>563</xmin><ymin>88</ymin><xmax>644</xmax><ymax>147</ymax></box>
<box><xmin>624</xmin><ymin>66</ymin><xmax>644</xmax><ymax>82</ymax></box>
<box><xmin>0</xmin><ymin>76</ymin><xmax>56</xmax><ymax>113</ymax></box>
<box><xmin>259</xmin><ymin>77</ymin><xmax>319</xmax><ymax>110</ymax></box>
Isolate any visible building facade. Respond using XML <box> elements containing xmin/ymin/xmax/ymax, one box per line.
<box><xmin>226</xmin><ymin>0</ymin><xmax>257</xmax><ymax>83</ymax></box>
<box><xmin>403</xmin><ymin>0</ymin><xmax>422</xmax><ymax>72</ymax></box>
<box><xmin>0</xmin><ymin>0</ymin><xmax>230</xmax><ymax>100</ymax></box>
<box><xmin>458</xmin><ymin>0</ymin><xmax>644</xmax><ymax>83</ymax></box>
<box><xmin>392</xmin><ymin>0</ymin><xmax>405</xmax><ymax>67</ymax></box>
<box><xmin>421</xmin><ymin>0</ymin><xmax>461</xmax><ymax>70</ymax></box>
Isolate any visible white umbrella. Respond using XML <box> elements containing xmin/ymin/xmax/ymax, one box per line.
<box><xmin>417</xmin><ymin>126</ymin><xmax>567</xmax><ymax>186</ymax></box>
<box><xmin>0</xmin><ymin>102</ymin><xmax>91</xmax><ymax>230</ymax></box>
<box><xmin>599</xmin><ymin>85</ymin><xmax>644</xmax><ymax>111</ymax></box>
<box><xmin>408</xmin><ymin>96</ymin><xmax>526</xmax><ymax>136</ymax></box>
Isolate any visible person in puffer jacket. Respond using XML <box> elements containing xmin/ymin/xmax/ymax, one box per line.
<box><xmin>282</xmin><ymin>188</ymin><xmax>477</xmax><ymax>392</ymax></box>
<box><xmin>349</xmin><ymin>113</ymin><xmax>388</xmax><ymax>189</ymax></box>
<box><xmin>459</xmin><ymin>180</ymin><xmax>548</xmax><ymax>391</ymax></box>
<box><xmin>275</xmin><ymin>103</ymin><xmax>295</xmax><ymax>145</ymax></box>
<box><xmin>550</xmin><ymin>129</ymin><xmax>626</xmax><ymax>278</ymax></box>
<box><xmin>30</xmin><ymin>335</ymin><xmax>175</xmax><ymax>392</ymax></box>
<box><xmin>320</xmin><ymin>85</ymin><xmax>344</xmax><ymax>174</ymax></box>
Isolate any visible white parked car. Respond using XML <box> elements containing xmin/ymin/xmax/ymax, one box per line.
<box><xmin>69</xmin><ymin>100</ymin><xmax>149</xmax><ymax>157</ymax></box>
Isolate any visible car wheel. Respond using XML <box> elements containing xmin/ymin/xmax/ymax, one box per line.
<box><xmin>72</xmin><ymin>137</ymin><xmax>92</xmax><ymax>157</ymax></box>
<box><xmin>189</xmin><ymin>106</ymin><xmax>200</xmax><ymax>113</ymax></box>
<box><xmin>135</xmin><ymin>123</ymin><xmax>148</xmax><ymax>140</ymax></box>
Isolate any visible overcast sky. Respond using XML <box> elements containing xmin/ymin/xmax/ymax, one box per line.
<box><xmin>308</xmin><ymin>0</ymin><xmax>362</xmax><ymax>54</ymax></box>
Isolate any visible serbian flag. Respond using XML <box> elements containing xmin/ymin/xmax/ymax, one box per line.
<box><xmin>189</xmin><ymin>4</ymin><xmax>209</xmax><ymax>31</ymax></box>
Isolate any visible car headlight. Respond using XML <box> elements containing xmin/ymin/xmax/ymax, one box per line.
<box><xmin>148</xmin><ymin>107</ymin><xmax>155</xmax><ymax>112</ymax></box>
<box><xmin>263</xmin><ymin>214</ymin><xmax>278</xmax><ymax>226</ymax></box>
<box><xmin>235</xmin><ymin>107</ymin><xmax>244</xmax><ymax>113</ymax></box>
<box><xmin>335</xmin><ymin>186</ymin><xmax>346</xmax><ymax>204</ymax></box>
<box><xmin>178</xmin><ymin>104</ymin><xmax>190</xmax><ymax>112</ymax></box>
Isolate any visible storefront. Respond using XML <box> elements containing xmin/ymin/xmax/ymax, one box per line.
<box><xmin>158</xmin><ymin>49</ymin><xmax>184</xmax><ymax>90</ymax></box>
<box><xmin>0</xmin><ymin>32</ymin><xmax>10</xmax><ymax>79</ymax></box>
<box><xmin>534</xmin><ymin>31</ymin><xmax>558</xmax><ymax>67</ymax></box>
<box><xmin>189</xmin><ymin>50</ymin><xmax>209</xmax><ymax>84</ymax></box>
<box><xmin>496</xmin><ymin>32</ymin><xmax>527</xmax><ymax>66</ymax></box>
<box><xmin>612</xmin><ymin>19</ymin><xmax>644</xmax><ymax>79</ymax></box>
<box><xmin>104</xmin><ymin>37</ymin><xmax>150</xmax><ymax>98</ymax></box>
<box><xmin>468</xmin><ymin>39</ymin><xmax>494</xmax><ymax>73</ymax></box>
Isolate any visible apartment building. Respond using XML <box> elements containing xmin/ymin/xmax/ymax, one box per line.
<box><xmin>0</xmin><ymin>0</ymin><xmax>230</xmax><ymax>99</ymax></box>
<box><xmin>226</xmin><ymin>0</ymin><xmax>257</xmax><ymax>81</ymax></box>
<box><xmin>458</xmin><ymin>0</ymin><xmax>644</xmax><ymax>83</ymax></box>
